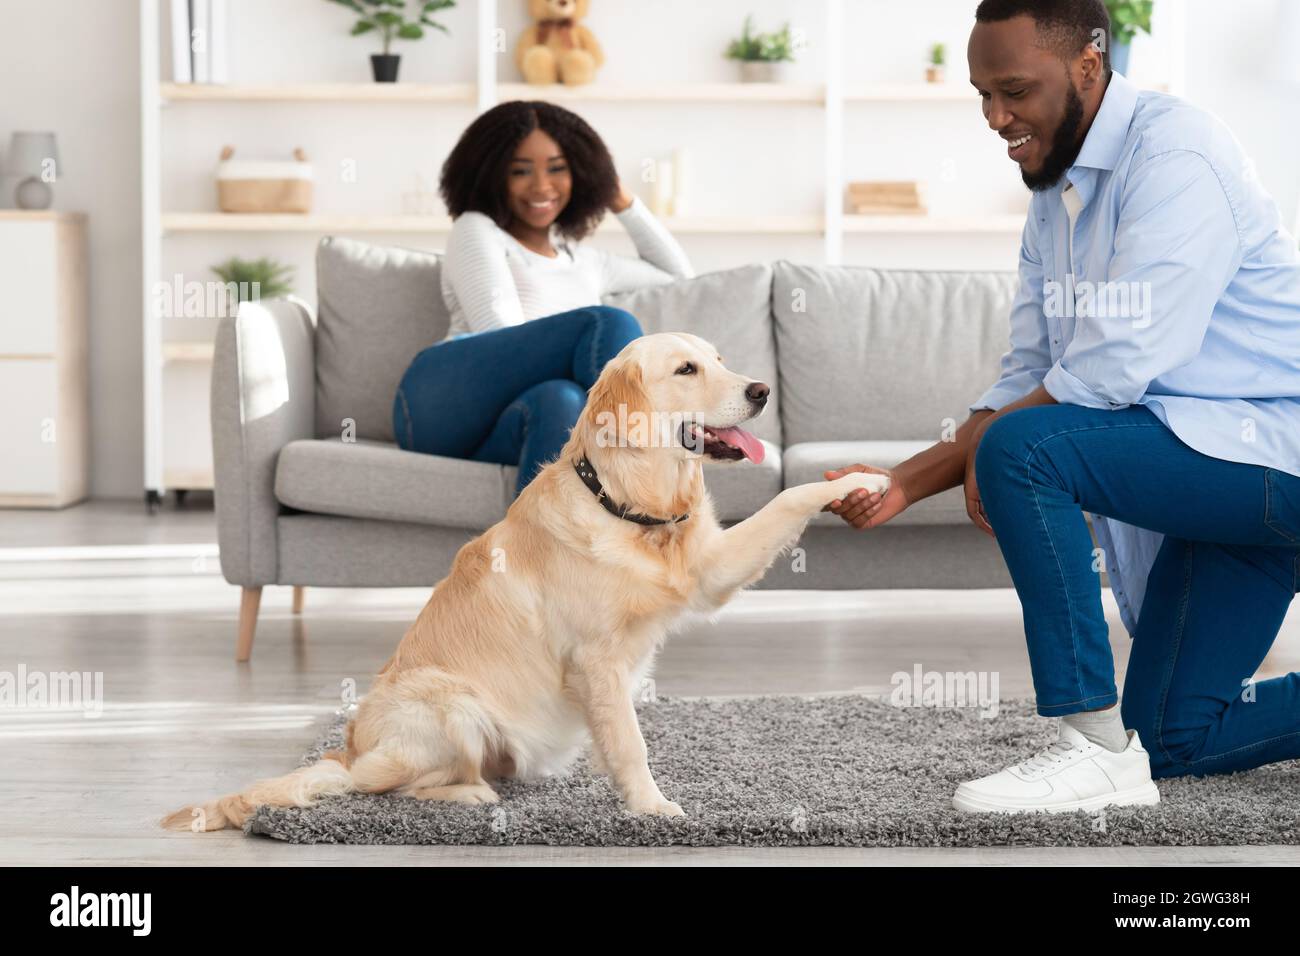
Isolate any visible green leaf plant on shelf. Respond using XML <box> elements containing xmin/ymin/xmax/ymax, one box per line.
<box><xmin>211</xmin><ymin>257</ymin><xmax>296</xmax><ymax>313</ymax></box>
<box><xmin>325</xmin><ymin>0</ymin><xmax>457</xmax><ymax>83</ymax></box>
<box><xmin>1102</xmin><ymin>0</ymin><xmax>1153</xmax><ymax>76</ymax></box>
<box><xmin>926</xmin><ymin>42</ymin><xmax>946</xmax><ymax>84</ymax></box>
<box><xmin>725</xmin><ymin>15</ymin><xmax>801</xmax><ymax>84</ymax></box>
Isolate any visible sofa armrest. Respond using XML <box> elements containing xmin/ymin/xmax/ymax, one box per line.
<box><xmin>210</xmin><ymin>296</ymin><xmax>316</xmax><ymax>586</ymax></box>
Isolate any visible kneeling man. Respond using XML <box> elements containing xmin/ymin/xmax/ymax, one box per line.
<box><xmin>828</xmin><ymin>0</ymin><xmax>1300</xmax><ymax>813</ymax></box>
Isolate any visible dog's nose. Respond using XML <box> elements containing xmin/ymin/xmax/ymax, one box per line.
<box><xmin>746</xmin><ymin>382</ymin><xmax>770</xmax><ymax>405</ymax></box>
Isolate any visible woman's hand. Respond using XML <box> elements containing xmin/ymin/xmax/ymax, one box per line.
<box><xmin>823</xmin><ymin>464</ymin><xmax>911</xmax><ymax>530</ymax></box>
<box><xmin>609</xmin><ymin>181</ymin><xmax>634</xmax><ymax>214</ymax></box>
<box><xmin>964</xmin><ymin>419</ymin><xmax>995</xmax><ymax>537</ymax></box>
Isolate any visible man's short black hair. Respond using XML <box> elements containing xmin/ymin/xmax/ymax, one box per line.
<box><xmin>440</xmin><ymin>100</ymin><xmax>618</xmax><ymax>242</ymax></box>
<box><xmin>975</xmin><ymin>0</ymin><xmax>1112</xmax><ymax>71</ymax></box>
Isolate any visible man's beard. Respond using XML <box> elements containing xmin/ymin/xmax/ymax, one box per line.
<box><xmin>1022</xmin><ymin>81</ymin><xmax>1086</xmax><ymax>192</ymax></box>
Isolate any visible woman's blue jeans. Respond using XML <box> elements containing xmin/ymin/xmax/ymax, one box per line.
<box><xmin>393</xmin><ymin>305</ymin><xmax>642</xmax><ymax>497</ymax></box>
<box><xmin>975</xmin><ymin>403</ymin><xmax>1300</xmax><ymax>779</ymax></box>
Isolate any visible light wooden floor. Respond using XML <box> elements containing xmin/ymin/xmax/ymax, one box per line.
<box><xmin>2</xmin><ymin>500</ymin><xmax>1298</xmax><ymax>866</ymax></box>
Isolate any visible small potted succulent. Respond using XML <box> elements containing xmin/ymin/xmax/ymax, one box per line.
<box><xmin>926</xmin><ymin>43</ymin><xmax>946</xmax><ymax>83</ymax></box>
<box><xmin>325</xmin><ymin>0</ymin><xmax>457</xmax><ymax>83</ymax></box>
<box><xmin>726</xmin><ymin>15</ymin><xmax>799</xmax><ymax>83</ymax></box>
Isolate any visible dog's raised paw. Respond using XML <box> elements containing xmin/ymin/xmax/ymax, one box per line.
<box><xmin>832</xmin><ymin>471</ymin><xmax>890</xmax><ymax>498</ymax></box>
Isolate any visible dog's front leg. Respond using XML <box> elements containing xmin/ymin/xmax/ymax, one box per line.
<box><xmin>569</xmin><ymin>654</ymin><xmax>683</xmax><ymax>816</ymax></box>
<box><xmin>693</xmin><ymin>472</ymin><xmax>888</xmax><ymax>608</ymax></box>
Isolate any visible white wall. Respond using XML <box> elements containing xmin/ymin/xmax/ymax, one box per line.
<box><xmin>1183</xmin><ymin>0</ymin><xmax>1300</xmax><ymax>226</ymax></box>
<box><xmin>1</xmin><ymin>0</ymin><xmax>1295</xmax><ymax>499</ymax></box>
<box><xmin>0</xmin><ymin>1</ymin><xmax>142</xmax><ymax>501</ymax></box>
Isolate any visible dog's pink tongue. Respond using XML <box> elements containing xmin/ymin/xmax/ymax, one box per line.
<box><xmin>711</xmin><ymin>426</ymin><xmax>765</xmax><ymax>464</ymax></box>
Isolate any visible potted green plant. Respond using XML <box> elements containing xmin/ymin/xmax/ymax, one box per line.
<box><xmin>1103</xmin><ymin>0</ymin><xmax>1153</xmax><ymax>75</ymax></box>
<box><xmin>212</xmin><ymin>257</ymin><xmax>295</xmax><ymax>313</ymax></box>
<box><xmin>325</xmin><ymin>0</ymin><xmax>457</xmax><ymax>83</ymax></box>
<box><xmin>725</xmin><ymin>15</ymin><xmax>799</xmax><ymax>83</ymax></box>
<box><xmin>926</xmin><ymin>42</ymin><xmax>946</xmax><ymax>83</ymax></box>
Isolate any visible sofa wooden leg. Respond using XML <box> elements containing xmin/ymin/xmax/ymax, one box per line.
<box><xmin>236</xmin><ymin>586</ymin><xmax>263</xmax><ymax>662</ymax></box>
<box><xmin>292</xmin><ymin>586</ymin><xmax>305</xmax><ymax>615</ymax></box>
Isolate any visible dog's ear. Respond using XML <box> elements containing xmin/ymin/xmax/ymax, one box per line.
<box><xmin>581</xmin><ymin>356</ymin><xmax>652</xmax><ymax>448</ymax></box>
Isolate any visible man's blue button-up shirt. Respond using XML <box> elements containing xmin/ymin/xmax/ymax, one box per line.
<box><xmin>971</xmin><ymin>70</ymin><xmax>1300</xmax><ymax>635</ymax></box>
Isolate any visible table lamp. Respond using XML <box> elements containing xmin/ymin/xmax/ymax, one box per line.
<box><xmin>5</xmin><ymin>132</ymin><xmax>60</xmax><ymax>210</ymax></box>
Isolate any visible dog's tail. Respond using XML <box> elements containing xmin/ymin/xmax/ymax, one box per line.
<box><xmin>160</xmin><ymin>755</ymin><xmax>355</xmax><ymax>833</ymax></box>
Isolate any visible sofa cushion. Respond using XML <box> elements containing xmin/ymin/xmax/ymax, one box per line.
<box><xmin>276</xmin><ymin>438</ymin><xmax>782</xmax><ymax>530</ymax></box>
<box><xmin>276</xmin><ymin>438</ymin><xmax>510</xmax><ymax>531</ymax></box>
<box><xmin>772</xmin><ymin>262</ymin><xmax>1017</xmax><ymax>444</ymax></box>
<box><xmin>783</xmin><ymin>441</ymin><xmax>969</xmax><ymax>527</ymax></box>
<box><xmin>314</xmin><ymin>236</ymin><xmax>449</xmax><ymax>444</ymax></box>
<box><xmin>605</xmin><ymin>263</ymin><xmax>781</xmax><ymax>446</ymax></box>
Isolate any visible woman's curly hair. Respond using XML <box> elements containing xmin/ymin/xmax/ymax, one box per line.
<box><xmin>440</xmin><ymin>100</ymin><xmax>619</xmax><ymax>242</ymax></box>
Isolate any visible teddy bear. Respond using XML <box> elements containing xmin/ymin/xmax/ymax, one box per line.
<box><xmin>515</xmin><ymin>0</ymin><xmax>604</xmax><ymax>86</ymax></box>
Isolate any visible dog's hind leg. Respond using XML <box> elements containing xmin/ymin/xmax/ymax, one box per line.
<box><xmin>395</xmin><ymin>753</ymin><xmax>500</xmax><ymax>803</ymax></box>
<box><xmin>394</xmin><ymin>690</ymin><xmax>502</xmax><ymax>803</ymax></box>
<box><xmin>347</xmin><ymin>749</ymin><xmax>423</xmax><ymax>794</ymax></box>
<box><xmin>403</xmin><ymin>778</ymin><xmax>500</xmax><ymax>803</ymax></box>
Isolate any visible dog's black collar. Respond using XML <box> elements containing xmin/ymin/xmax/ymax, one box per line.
<box><xmin>573</xmin><ymin>456</ymin><xmax>689</xmax><ymax>526</ymax></box>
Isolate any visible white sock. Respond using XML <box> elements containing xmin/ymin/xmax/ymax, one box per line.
<box><xmin>1063</xmin><ymin>704</ymin><xmax>1128</xmax><ymax>753</ymax></box>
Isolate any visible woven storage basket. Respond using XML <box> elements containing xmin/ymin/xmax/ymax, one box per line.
<box><xmin>216</xmin><ymin>146</ymin><xmax>313</xmax><ymax>214</ymax></box>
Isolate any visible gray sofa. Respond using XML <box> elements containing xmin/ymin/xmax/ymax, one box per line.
<box><xmin>212</xmin><ymin>235</ymin><xmax>1018</xmax><ymax>659</ymax></box>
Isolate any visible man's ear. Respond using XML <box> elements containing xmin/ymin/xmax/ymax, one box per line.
<box><xmin>582</xmin><ymin>357</ymin><xmax>651</xmax><ymax>447</ymax></box>
<box><xmin>1078</xmin><ymin>37</ymin><xmax>1105</xmax><ymax>90</ymax></box>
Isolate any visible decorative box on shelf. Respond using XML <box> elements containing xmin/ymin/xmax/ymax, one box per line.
<box><xmin>0</xmin><ymin>211</ymin><xmax>89</xmax><ymax>508</ymax></box>
<box><xmin>216</xmin><ymin>146</ymin><xmax>313</xmax><ymax>214</ymax></box>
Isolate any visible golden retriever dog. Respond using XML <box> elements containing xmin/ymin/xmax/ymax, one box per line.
<box><xmin>163</xmin><ymin>332</ymin><xmax>887</xmax><ymax>830</ymax></box>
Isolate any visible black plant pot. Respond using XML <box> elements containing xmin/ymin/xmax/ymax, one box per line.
<box><xmin>371</xmin><ymin>54</ymin><xmax>401</xmax><ymax>83</ymax></box>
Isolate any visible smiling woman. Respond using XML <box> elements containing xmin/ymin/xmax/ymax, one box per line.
<box><xmin>391</xmin><ymin>100</ymin><xmax>695</xmax><ymax>498</ymax></box>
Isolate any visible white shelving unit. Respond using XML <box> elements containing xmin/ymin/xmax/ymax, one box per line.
<box><xmin>139</xmin><ymin>0</ymin><xmax>1180</xmax><ymax>502</ymax></box>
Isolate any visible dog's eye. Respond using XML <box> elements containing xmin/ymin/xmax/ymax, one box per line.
<box><xmin>675</xmin><ymin>362</ymin><xmax>696</xmax><ymax>375</ymax></box>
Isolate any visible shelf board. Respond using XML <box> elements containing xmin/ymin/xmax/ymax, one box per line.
<box><xmin>158</xmin><ymin>82</ymin><xmax>830</xmax><ymax>104</ymax></box>
<box><xmin>160</xmin><ymin>213</ymin><xmax>823</xmax><ymax>235</ymax></box>
<box><xmin>0</xmin><ymin>210</ymin><xmax>88</xmax><ymax>223</ymax></box>
<box><xmin>498</xmin><ymin>82</ymin><xmax>826</xmax><ymax>103</ymax></box>
<box><xmin>645</xmin><ymin>215</ymin><xmax>823</xmax><ymax>234</ymax></box>
<box><xmin>161</xmin><ymin>213</ymin><xmax>454</xmax><ymax>233</ymax></box>
<box><xmin>153</xmin><ymin>81</ymin><xmax>993</xmax><ymax>106</ymax></box>
<box><xmin>844</xmin><ymin>83</ymin><xmax>977</xmax><ymax>102</ymax></box>
<box><xmin>160</xmin><ymin>212</ymin><xmax>1021</xmax><ymax>235</ymax></box>
<box><xmin>163</xmin><ymin>468</ymin><xmax>214</xmax><ymax>490</ymax></box>
<box><xmin>843</xmin><ymin>214</ymin><xmax>1025</xmax><ymax>234</ymax></box>
<box><xmin>162</xmin><ymin>342</ymin><xmax>214</xmax><ymax>363</ymax></box>
<box><xmin>160</xmin><ymin>82</ymin><xmax>475</xmax><ymax>102</ymax></box>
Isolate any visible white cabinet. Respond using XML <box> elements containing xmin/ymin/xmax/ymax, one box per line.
<box><xmin>0</xmin><ymin>212</ymin><xmax>89</xmax><ymax>508</ymax></box>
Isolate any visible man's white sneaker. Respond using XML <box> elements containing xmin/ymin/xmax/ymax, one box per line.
<box><xmin>952</xmin><ymin>720</ymin><xmax>1160</xmax><ymax>814</ymax></box>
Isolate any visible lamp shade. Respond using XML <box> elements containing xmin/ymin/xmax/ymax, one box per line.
<box><xmin>5</xmin><ymin>132</ymin><xmax>59</xmax><ymax>179</ymax></box>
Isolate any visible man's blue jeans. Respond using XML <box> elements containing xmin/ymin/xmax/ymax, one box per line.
<box><xmin>393</xmin><ymin>305</ymin><xmax>642</xmax><ymax>497</ymax></box>
<box><xmin>975</xmin><ymin>403</ymin><xmax>1300</xmax><ymax>779</ymax></box>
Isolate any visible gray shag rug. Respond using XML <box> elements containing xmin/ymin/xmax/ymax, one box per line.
<box><xmin>247</xmin><ymin>694</ymin><xmax>1300</xmax><ymax>846</ymax></box>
